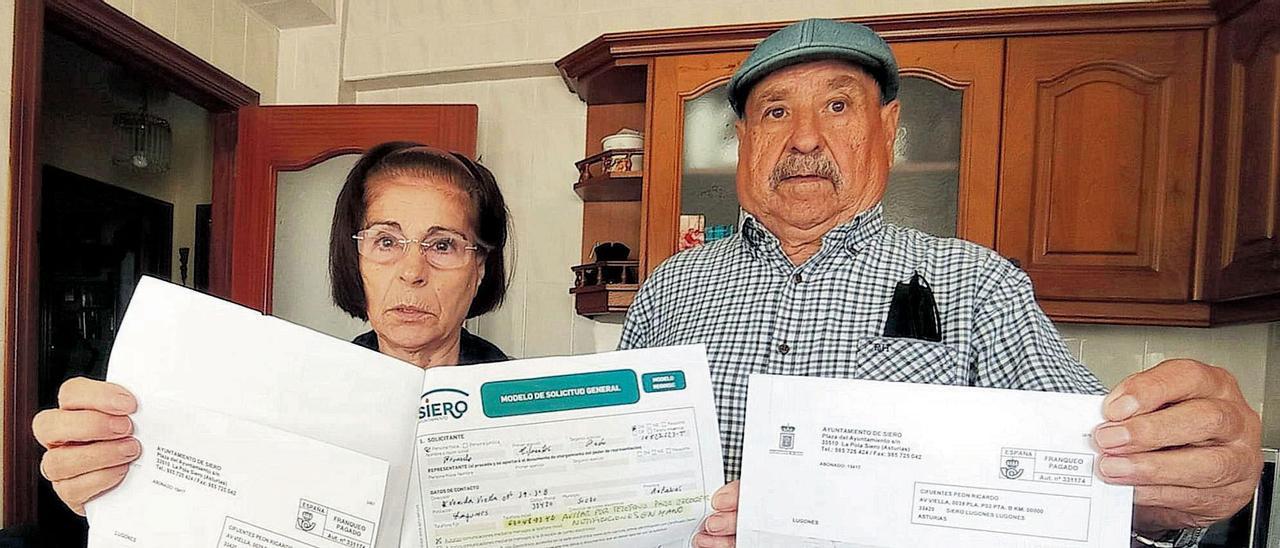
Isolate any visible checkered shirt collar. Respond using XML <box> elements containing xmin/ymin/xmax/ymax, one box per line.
<box><xmin>740</xmin><ymin>203</ymin><xmax>886</xmax><ymax>263</ymax></box>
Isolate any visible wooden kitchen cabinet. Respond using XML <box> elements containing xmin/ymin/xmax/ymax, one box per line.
<box><xmin>1203</xmin><ymin>0</ymin><xmax>1280</xmax><ymax>302</ymax></box>
<box><xmin>997</xmin><ymin>32</ymin><xmax>1205</xmax><ymax>303</ymax></box>
<box><xmin>557</xmin><ymin>1</ymin><xmax>1280</xmax><ymax>325</ymax></box>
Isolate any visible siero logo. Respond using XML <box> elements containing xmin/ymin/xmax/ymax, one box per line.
<box><xmin>420</xmin><ymin>388</ymin><xmax>469</xmax><ymax>421</ymax></box>
<box><xmin>779</xmin><ymin>425</ymin><xmax>796</xmax><ymax>450</ymax></box>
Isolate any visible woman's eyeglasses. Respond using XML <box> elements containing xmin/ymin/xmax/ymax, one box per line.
<box><xmin>352</xmin><ymin>228</ymin><xmax>487</xmax><ymax>269</ymax></box>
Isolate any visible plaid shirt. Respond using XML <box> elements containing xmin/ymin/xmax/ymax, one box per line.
<box><xmin>618</xmin><ymin>204</ymin><xmax>1106</xmax><ymax>480</ymax></box>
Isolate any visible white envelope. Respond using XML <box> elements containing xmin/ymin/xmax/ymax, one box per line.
<box><xmin>738</xmin><ymin>374</ymin><xmax>1133</xmax><ymax>547</ymax></box>
<box><xmin>87</xmin><ymin>277</ymin><xmax>424</xmax><ymax>548</ymax></box>
<box><xmin>88</xmin><ymin>397</ymin><xmax>389</xmax><ymax>548</ymax></box>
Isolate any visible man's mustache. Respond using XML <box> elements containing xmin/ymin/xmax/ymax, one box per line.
<box><xmin>768</xmin><ymin>153</ymin><xmax>842</xmax><ymax>189</ymax></box>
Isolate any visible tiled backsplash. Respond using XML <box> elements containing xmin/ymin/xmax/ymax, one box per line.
<box><xmin>1265</xmin><ymin>324</ymin><xmax>1280</xmax><ymax>446</ymax></box>
<box><xmin>1058</xmin><ymin>322</ymin><xmax>1276</xmax><ymax>411</ymax></box>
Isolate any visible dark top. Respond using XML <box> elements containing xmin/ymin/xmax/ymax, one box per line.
<box><xmin>352</xmin><ymin>328</ymin><xmax>510</xmax><ymax>365</ymax></box>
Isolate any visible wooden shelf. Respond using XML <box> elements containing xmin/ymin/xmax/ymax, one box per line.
<box><xmin>571</xmin><ymin>284</ymin><xmax>639</xmax><ymax>316</ymax></box>
<box><xmin>574</xmin><ymin>171</ymin><xmax>643</xmax><ymax>201</ymax></box>
<box><xmin>574</xmin><ymin>149</ymin><xmax>643</xmax><ymax>202</ymax></box>
<box><xmin>571</xmin><ymin>260</ymin><xmax>640</xmax><ymax>316</ymax></box>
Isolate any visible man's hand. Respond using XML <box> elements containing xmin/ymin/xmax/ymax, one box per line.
<box><xmin>694</xmin><ymin>480</ymin><xmax>739</xmax><ymax>547</ymax></box>
<box><xmin>1093</xmin><ymin>359</ymin><xmax>1261</xmax><ymax>533</ymax></box>
<box><xmin>32</xmin><ymin>377</ymin><xmax>140</xmax><ymax>515</ymax></box>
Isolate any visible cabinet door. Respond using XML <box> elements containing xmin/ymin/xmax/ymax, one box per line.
<box><xmin>644</xmin><ymin>40</ymin><xmax>1004</xmax><ymax>274</ymax></box>
<box><xmin>892</xmin><ymin>40</ymin><xmax>1004</xmax><ymax>247</ymax></box>
<box><xmin>646</xmin><ymin>52</ymin><xmax>746</xmax><ymax>275</ymax></box>
<box><xmin>998</xmin><ymin>32</ymin><xmax>1205</xmax><ymax>302</ymax></box>
<box><xmin>1205</xmin><ymin>0</ymin><xmax>1280</xmax><ymax>301</ymax></box>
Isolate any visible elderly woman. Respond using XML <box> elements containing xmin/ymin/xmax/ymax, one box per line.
<box><xmin>32</xmin><ymin>141</ymin><xmax>511</xmax><ymax>514</ymax></box>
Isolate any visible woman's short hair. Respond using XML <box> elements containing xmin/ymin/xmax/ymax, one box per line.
<box><xmin>328</xmin><ymin>141</ymin><xmax>509</xmax><ymax>320</ymax></box>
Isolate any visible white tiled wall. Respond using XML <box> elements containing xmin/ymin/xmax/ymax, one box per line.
<box><xmin>1058</xmin><ymin>323</ymin><xmax>1274</xmax><ymax>411</ymax></box>
<box><xmin>276</xmin><ymin>24</ymin><xmax>342</xmax><ymax>103</ymax></box>
<box><xmin>176</xmin><ymin>0</ymin><xmax>215</xmax><ymax>59</ymax></box>
<box><xmin>245</xmin><ymin>6</ymin><xmax>280</xmax><ymax>103</ymax></box>
<box><xmin>275</xmin><ymin>0</ymin><xmax>344</xmax><ymax>104</ymax></box>
<box><xmin>104</xmin><ymin>0</ymin><xmax>281</xmax><ymax>103</ymax></box>
<box><xmin>244</xmin><ymin>0</ymin><xmax>336</xmax><ymax>28</ymax></box>
<box><xmin>343</xmin><ymin>0</ymin><xmax>1145</xmax><ymax>79</ymax></box>
<box><xmin>213</xmin><ymin>0</ymin><xmax>249</xmax><ymax>88</ymax></box>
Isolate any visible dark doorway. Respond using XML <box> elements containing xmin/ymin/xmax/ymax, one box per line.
<box><xmin>39</xmin><ymin>165</ymin><xmax>173</xmax><ymax>393</ymax></box>
<box><xmin>35</xmin><ymin>166</ymin><xmax>174</xmax><ymax>546</ymax></box>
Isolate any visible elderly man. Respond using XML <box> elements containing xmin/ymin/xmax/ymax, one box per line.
<box><xmin>617</xmin><ymin>19</ymin><xmax>1261</xmax><ymax>548</ymax></box>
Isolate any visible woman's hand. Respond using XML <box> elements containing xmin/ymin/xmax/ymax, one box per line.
<box><xmin>32</xmin><ymin>377</ymin><xmax>140</xmax><ymax>515</ymax></box>
<box><xmin>694</xmin><ymin>480</ymin><xmax>739</xmax><ymax>547</ymax></box>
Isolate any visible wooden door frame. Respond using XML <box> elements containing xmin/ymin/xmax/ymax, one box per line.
<box><xmin>5</xmin><ymin>0</ymin><xmax>258</xmax><ymax>525</ymax></box>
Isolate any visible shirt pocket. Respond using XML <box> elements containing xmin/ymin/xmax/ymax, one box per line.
<box><xmin>853</xmin><ymin>337</ymin><xmax>960</xmax><ymax>386</ymax></box>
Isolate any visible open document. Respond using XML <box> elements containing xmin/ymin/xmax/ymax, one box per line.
<box><xmin>738</xmin><ymin>374</ymin><xmax>1133</xmax><ymax>548</ymax></box>
<box><xmin>85</xmin><ymin>278</ymin><xmax>723</xmax><ymax>548</ymax></box>
<box><xmin>86</xmin><ymin>277</ymin><xmax>424</xmax><ymax>548</ymax></box>
<box><xmin>400</xmin><ymin>346</ymin><xmax>724</xmax><ymax>548</ymax></box>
